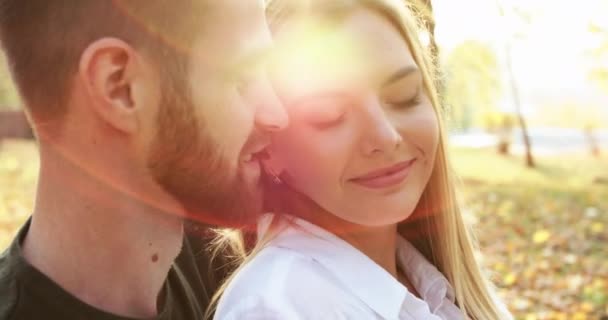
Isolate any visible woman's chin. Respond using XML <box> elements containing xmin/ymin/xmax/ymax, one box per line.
<box><xmin>336</xmin><ymin>209</ymin><xmax>415</xmax><ymax>228</ymax></box>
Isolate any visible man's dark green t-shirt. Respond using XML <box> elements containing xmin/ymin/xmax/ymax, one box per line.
<box><xmin>0</xmin><ymin>219</ymin><xmax>232</xmax><ymax>320</ymax></box>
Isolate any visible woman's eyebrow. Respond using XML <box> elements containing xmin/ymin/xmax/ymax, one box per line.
<box><xmin>382</xmin><ymin>65</ymin><xmax>419</xmax><ymax>87</ymax></box>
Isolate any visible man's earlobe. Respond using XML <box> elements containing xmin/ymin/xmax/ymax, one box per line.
<box><xmin>79</xmin><ymin>38</ymin><xmax>140</xmax><ymax>134</ymax></box>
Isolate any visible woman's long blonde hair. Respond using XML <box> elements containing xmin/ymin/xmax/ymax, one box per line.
<box><xmin>206</xmin><ymin>1</ymin><xmax>507</xmax><ymax>319</ymax></box>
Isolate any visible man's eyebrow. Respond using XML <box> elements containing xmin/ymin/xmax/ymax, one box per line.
<box><xmin>382</xmin><ymin>66</ymin><xmax>419</xmax><ymax>87</ymax></box>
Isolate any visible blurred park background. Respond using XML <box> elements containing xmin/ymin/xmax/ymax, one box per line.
<box><xmin>0</xmin><ymin>0</ymin><xmax>606</xmax><ymax>319</ymax></box>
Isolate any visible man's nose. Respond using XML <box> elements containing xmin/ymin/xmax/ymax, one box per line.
<box><xmin>253</xmin><ymin>81</ymin><xmax>289</xmax><ymax>132</ymax></box>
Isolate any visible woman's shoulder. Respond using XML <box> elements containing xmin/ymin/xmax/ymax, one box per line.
<box><xmin>221</xmin><ymin>246</ymin><xmax>318</xmax><ymax>299</ymax></box>
<box><xmin>214</xmin><ymin>245</ymin><xmax>371</xmax><ymax>319</ymax></box>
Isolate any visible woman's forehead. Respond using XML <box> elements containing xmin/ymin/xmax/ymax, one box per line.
<box><xmin>270</xmin><ymin>10</ymin><xmax>417</xmax><ymax>97</ymax></box>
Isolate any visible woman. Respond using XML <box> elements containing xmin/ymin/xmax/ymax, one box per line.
<box><xmin>211</xmin><ymin>0</ymin><xmax>512</xmax><ymax>319</ymax></box>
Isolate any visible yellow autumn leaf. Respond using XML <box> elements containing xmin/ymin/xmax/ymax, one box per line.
<box><xmin>590</xmin><ymin>222</ymin><xmax>604</xmax><ymax>234</ymax></box>
<box><xmin>571</xmin><ymin>311</ymin><xmax>587</xmax><ymax>320</ymax></box>
<box><xmin>580</xmin><ymin>302</ymin><xmax>594</xmax><ymax>312</ymax></box>
<box><xmin>503</xmin><ymin>272</ymin><xmax>516</xmax><ymax>286</ymax></box>
<box><xmin>506</xmin><ymin>242</ymin><xmax>516</xmax><ymax>252</ymax></box>
<box><xmin>493</xmin><ymin>262</ymin><xmax>506</xmax><ymax>272</ymax></box>
<box><xmin>532</xmin><ymin>229</ymin><xmax>551</xmax><ymax>244</ymax></box>
<box><xmin>551</xmin><ymin>312</ymin><xmax>568</xmax><ymax>320</ymax></box>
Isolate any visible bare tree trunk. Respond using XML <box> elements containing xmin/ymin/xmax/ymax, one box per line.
<box><xmin>505</xmin><ymin>42</ymin><xmax>535</xmax><ymax>167</ymax></box>
<box><xmin>494</xmin><ymin>0</ymin><xmax>535</xmax><ymax>167</ymax></box>
<box><xmin>585</xmin><ymin>126</ymin><xmax>600</xmax><ymax>157</ymax></box>
<box><xmin>497</xmin><ymin>115</ymin><xmax>513</xmax><ymax>155</ymax></box>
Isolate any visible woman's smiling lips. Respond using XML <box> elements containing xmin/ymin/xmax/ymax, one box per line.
<box><xmin>348</xmin><ymin>159</ymin><xmax>417</xmax><ymax>189</ymax></box>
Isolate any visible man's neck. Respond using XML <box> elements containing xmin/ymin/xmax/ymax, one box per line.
<box><xmin>22</xmin><ymin>145</ymin><xmax>184</xmax><ymax>318</ymax></box>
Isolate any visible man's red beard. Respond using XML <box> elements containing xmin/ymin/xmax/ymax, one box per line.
<box><xmin>147</xmin><ymin>86</ymin><xmax>262</xmax><ymax>229</ymax></box>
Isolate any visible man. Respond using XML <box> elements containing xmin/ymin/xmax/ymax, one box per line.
<box><xmin>0</xmin><ymin>1</ymin><xmax>287</xmax><ymax>319</ymax></box>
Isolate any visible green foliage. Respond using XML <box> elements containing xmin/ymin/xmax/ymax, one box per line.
<box><xmin>588</xmin><ymin>24</ymin><xmax>608</xmax><ymax>93</ymax></box>
<box><xmin>442</xmin><ymin>41</ymin><xmax>503</xmax><ymax>131</ymax></box>
<box><xmin>532</xmin><ymin>102</ymin><xmax>608</xmax><ymax>130</ymax></box>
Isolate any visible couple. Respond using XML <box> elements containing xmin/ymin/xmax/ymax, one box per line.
<box><xmin>0</xmin><ymin>0</ymin><xmax>511</xmax><ymax>320</ymax></box>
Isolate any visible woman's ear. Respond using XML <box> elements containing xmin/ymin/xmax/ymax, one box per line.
<box><xmin>262</xmin><ymin>147</ymin><xmax>286</xmax><ymax>178</ymax></box>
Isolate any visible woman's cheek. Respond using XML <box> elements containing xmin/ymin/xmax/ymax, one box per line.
<box><xmin>396</xmin><ymin>106</ymin><xmax>439</xmax><ymax>156</ymax></box>
<box><xmin>282</xmin><ymin>130</ymin><xmax>350</xmax><ymax>190</ymax></box>
<box><xmin>416</xmin><ymin>108</ymin><xmax>440</xmax><ymax>156</ymax></box>
<box><xmin>287</xmin><ymin>142</ymin><xmax>334</xmax><ymax>186</ymax></box>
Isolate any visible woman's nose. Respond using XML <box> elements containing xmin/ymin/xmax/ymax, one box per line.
<box><xmin>360</xmin><ymin>97</ymin><xmax>402</xmax><ymax>156</ymax></box>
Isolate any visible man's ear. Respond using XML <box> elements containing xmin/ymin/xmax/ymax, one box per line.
<box><xmin>79</xmin><ymin>38</ymin><xmax>153</xmax><ymax>134</ymax></box>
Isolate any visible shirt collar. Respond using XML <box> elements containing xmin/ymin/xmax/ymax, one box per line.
<box><xmin>396</xmin><ymin>237</ymin><xmax>456</xmax><ymax>313</ymax></box>
<box><xmin>262</xmin><ymin>215</ymin><xmax>457</xmax><ymax>319</ymax></box>
<box><xmin>265</xmin><ymin>215</ymin><xmax>407</xmax><ymax>320</ymax></box>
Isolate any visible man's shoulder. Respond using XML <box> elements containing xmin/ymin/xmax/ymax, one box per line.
<box><xmin>0</xmin><ymin>248</ymin><xmax>21</xmax><ymax>320</ymax></box>
<box><xmin>0</xmin><ymin>245</ymin><xmax>74</xmax><ymax>320</ymax></box>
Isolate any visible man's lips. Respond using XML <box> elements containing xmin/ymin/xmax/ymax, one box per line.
<box><xmin>349</xmin><ymin>159</ymin><xmax>417</xmax><ymax>189</ymax></box>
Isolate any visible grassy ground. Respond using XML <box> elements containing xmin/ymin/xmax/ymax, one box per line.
<box><xmin>452</xmin><ymin>148</ymin><xmax>608</xmax><ymax>320</ymax></box>
<box><xmin>1</xmin><ymin>140</ymin><xmax>606</xmax><ymax>319</ymax></box>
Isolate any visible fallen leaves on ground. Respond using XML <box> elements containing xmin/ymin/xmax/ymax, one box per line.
<box><xmin>455</xmin><ymin>148</ymin><xmax>608</xmax><ymax>320</ymax></box>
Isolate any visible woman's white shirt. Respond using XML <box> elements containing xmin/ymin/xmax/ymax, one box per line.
<box><xmin>215</xmin><ymin>216</ymin><xmax>466</xmax><ymax>320</ymax></box>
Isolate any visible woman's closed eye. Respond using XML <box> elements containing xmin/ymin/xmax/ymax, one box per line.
<box><xmin>292</xmin><ymin>94</ymin><xmax>349</xmax><ymax>129</ymax></box>
<box><xmin>383</xmin><ymin>83</ymin><xmax>423</xmax><ymax>110</ymax></box>
<box><xmin>310</xmin><ymin>110</ymin><xmax>346</xmax><ymax>129</ymax></box>
<box><xmin>387</xmin><ymin>92</ymin><xmax>421</xmax><ymax>109</ymax></box>
<box><xmin>304</xmin><ymin>101</ymin><xmax>347</xmax><ymax>129</ymax></box>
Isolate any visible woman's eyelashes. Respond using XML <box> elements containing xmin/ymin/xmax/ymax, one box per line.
<box><xmin>304</xmin><ymin>96</ymin><xmax>422</xmax><ymax>130</ymax></box>
<box><xmin>388</xmin><ymin>93</ymin><xmax>421</xmax><ymax>109</ymax></box>
<box><xmin>385</xmin><ymin>86</ymin><xmax>422</xmax><ymax>110</ymax></box>
<box><xmin>298</xmin><ymin>85</ymin><xmax>422</xmax><ymax>129</ymax></box>
<box><xmin>305</xmin><ymin>102</ymin><xmax>347</xmax><ymax>129</ymax></box>
<box><xmin>312</xmin><ymin>111</ymin><xmax>346</xmax><ymax>129</ymax></box>
<box><xmin>297</xmin><ymin>95</ymin><xmax>349</xmax><ymax>130</ymax></box>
